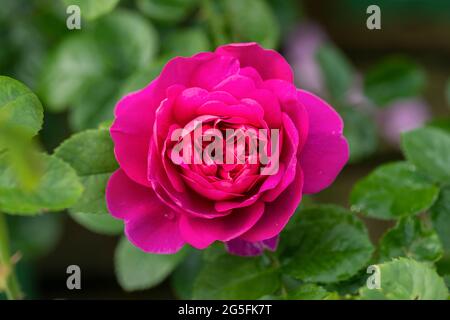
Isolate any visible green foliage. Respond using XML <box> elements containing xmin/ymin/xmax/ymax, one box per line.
<box><xmin>378</xmin><ymin>217</ymin><xmax>443</xmax><ymax>263</ymax></box>
<box><xmin>431</xmin><ymin>185</ymin><xmax>450</xmax><ymax>251</ymax></box>
<box><xmin>115</xmin><ymin>237</ymin><xmax>188</xmax><ymax>291</ymax></box>
<box><xmin>0</xmin><ymin>121</ymin><xmax>42</xmax><ymax>191</ymax></box>
<box><xmin>70</xmin><ymin>211</ymin><xmax>122</xmax><ymax>235</ymax></box>
<box><xmin>203</xmin><ymin>0</ymin><xmax>280</xmax><ymax>48</ymax></box>
<box><xmin>0</xmin><ymin>153</ymin><xmax>83</xmax><ymax>215</ymax></box>
<box><xmin>161</xmin><ymin>27</ymin><xmax>211</xmax><ymax>59</ymax></box>
<box><xmin>281</xmin><ymin>205</ymin><xmax>374</xmax><ymax>283</ymax></box>
<box><xmin>340</xmin><ymin>107</ymin><xmax>378</xmax><ymax>163</ymax></box>
<box><xmin>316</xmin><ymin>44</ymin><xmax>354</xmax><ymax>103</ymax></box>
<box><xmin>39</xmin><ymin>34</ymin><xmax>107</xmax><ymax>112</ymax></box>
<box><xmin>54</xmin><ymin>129</ymin><xmax>120</xmax><ymax>232</ymax></box>
<box><xmin>192</xmin><ymin>252</ymin><xmax>280</xmax><ymax>299</ymax></box>
<box><xmin>287</xmin><ymin>284</ymin><xmax>339</xmax><ymax>300</ymax></box>
<box><xmin>62</xmin><ymin>0</ymin><xmax>120</xmax><ymax>20</ymax></box>
<box><xmin>359</xmin><ymin>258</ymin><xmax>448</xmax><ymax>300</ymax></box>
<box><xmin>363</xmin><ymin>56</ymin><xmax>426</xmax><ymax>107</ymax></box>
<box><xmin>9</xmin><ymin>214</ymin><xmax>63</xmax><ymax>259</ymax></box>
<box><xmin>401</xmin><ymin>127</ymin><xmax>450</xmax><ymax>183</ymax></box>
<box><xmin>220</xmin><ymin>0</ymin><xmax>280</xmax><ymax>49</ymax></box>
<box><xmin>0</xmin><ymin>76</ymin><xmax>43</xmax><ymax>138</ymax></box>
<box><xmin>39</xmin><ymin>10</ymin><xmax>158</xmax><ymax>129</ymax></box>
<box><xmin>171</xmin><ymin>250</ymin><xmax>203</xmax><ymax>299</ymax></box>
<box><xmin>54</xmin><ymin>129</ymin><xmax>117</xmax><ymax>178</ymax></box>
<box><xmin>350</xmin><ymin>162</ymin><xmax>439</xmax><ymax>220</ymax></box>
<box><xmin>136</xmin><ymin>0</ymin><xmax>199</xmax><ymax>24</ymax></box>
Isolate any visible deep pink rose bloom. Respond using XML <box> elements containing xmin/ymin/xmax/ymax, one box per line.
<box><xmin>106</xmin><ymin>43</ymin><xmax>349</xmax><ymax>256</ymax></box>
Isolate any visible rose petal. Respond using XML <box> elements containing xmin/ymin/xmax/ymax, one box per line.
<box><xmin>191</xmin><ymin>55</ymin><xmax>240</xmax><ymax>90</ymax></box>
<box><xmin>148</xmin><ymin>141</ymin><xmax>232</xmax><ymax>218</ymax></box>
<box><xmin>216</xmin><ymin>42</ymin><xmax>294</xmax><ymax>82</ymax></box>
<box><xmin>262</xmin><ymin>113</ymin><xmax>298</xmax><ymax>202</ymax></box>
<box><xmin>297</xmin><ymin>90</ymin><xmax>349</xmax><ymax>194</ymax></box>
<box><xmin>245</xmin><ymin>89</ymin><xmax>282</xmax><ymax>128</ymax></box>
<box><xmin>173</xmin><ymin>87</ymin><xmax>209</xmax><ymax>125</ymax></box>
<box><xmin>214</xmin><ymin>75</ymin><xmax>256</xmax><ymax>99</ymax></box>
<box><xmin>263</xmin><ymin>79</ymin><xmax>309</xmax><ymax>150</ymax></box>
<box><xmin>111</xmin><ymin>82</ymin><xmax>157</xmax><ymax>187</ymax></box>
<box><xmin>106</xmin><ymin>169</ymin><xmax>185</xmax><ymax>254</ymax></box>
<box><xmin>240</xmin><ymin>164</ymin><xmax>303</xmax><ymax>242</ymax></box>
<box><xmin>179</xmin><ymin>202</ymin><xmax>265</xmax><ymax>249</ymax></box>
<box><xmin>196</xmin><ymin>100</ymin><xmax>264</xmax><ymax>126</ymax></box>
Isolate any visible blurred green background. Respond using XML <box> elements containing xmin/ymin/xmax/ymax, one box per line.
<box><xmin>1</xmin><ymin>0</ymin><xmax>449</xmax><ymax>298</ymax></box>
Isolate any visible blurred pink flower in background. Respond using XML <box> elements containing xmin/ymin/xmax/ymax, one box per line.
<box><xmin>286</xmin><ymin>22</ymin><xmax>431</xmax><ymax>149</ymax></box>
<box><xmin>378</xmin><ymin>98</ymin><xmax>431</xmax><ymax>146</ymax></box>
<box><xmin>286</xmin><ymin>22</ymin><xmax>328</xmax><ymax>94</ymax></box>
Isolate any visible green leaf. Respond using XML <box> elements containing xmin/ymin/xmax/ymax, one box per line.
<box><xmin>364</xmin><ymin>56</ymin><xmax>425</xmax><ymax>107</ymax></box>
<box><xmin>93</xmin><ymin>10</ymin><xmax>158</xmax><ymax>77</ymax></box>
<box><xmin>350</xmin><ymin>162</ymin><xmax>439</xmax><ymax>220</ymax></box>
<box><xmin>69</xmin><ymin>76</ymin><xmax>121</xmax><ymax>130</ymax></box>
<box><xmin>171</xmin><ymin>249</ymin><xmax>203</xmax><ymax>299</ymax></box>
<box><xmin>193</xmin><ymin>253</ymin><xmax>280</xmax><ymax>299</ymax></box>
<box><xmin>401</xmin><ymin>127</ymin><xmax>450</xmax><ymax>183</ymax></box>
<box><xmin>287</xmin><ymin>284</ymin><xmax>339</xmax><ymax>300</ymax></box>
<box><xmin>161</xmin><ymin>27</ymin><xmax>210</xmax><ymax>59</ymax></box>
<box><xmin>281</xmin><ymin>205</ymin><xmax>374</xmax><ymax>283</ymax></box>
<box><xmin>70</xmin><ymin>211</ymin><xmax>122</xmax><ymax>235</ymax></box>
<box><xmin>39</xmin><ymin>9</ymin><xmax>158</xmax><ymax>128</ymax></box>
<box><xmin>359</xmin><ymin>258</ymin><xmax>448</xmax><ymax>300</ymax></box>
<box><xmin>115</xmin><ymin>237</ymin><xmax>187</xmax><ymax>291</ymax></box>
<box><xmin>0</xmin><ymin>121</ymin><xmax>42</xmax><ymax>190</ymax></box>
<box><xmin>136</xmin><ymin>0</ymin><xmax>199</xmax><ymax>24</ymax></box>
<box><xmin>428</xmin><ymin>118</ymin><xmax>450</xmax><ymax>133</ymax></box>
<box><xmin>0</xmin><ymin>76</ymin><xmax>43</xmax><ymax>137</ymax></box>
<box><xmin>54</xmin><ymin>129</ymin><xmax>119</xmax><ymax>234</ymax></box>
<box><xmin>221</xmin><ymin>0</ymin><xmax>280</xmax><ymax>49</ymax></box>
<box><xmin>54</xmin><ymin>129</ymin><xmax>117</xmax><ymax>177</ymax></box>
<box><xmin>54</xmin><ymin>129</ymin><xmax>117</xmax><ymax>214</ymax></box>
<box><xmin>316</xmin><ymin>44</ymin><xmax>354</xmax><ymax>103</ymax></box>
<box><xmin>201</xmin><ymin>0</ymin><xmax>230</xmax><ymax>46</ymax></box>
<box><xmin>70</xmin><ymin>174</ymin><xmax>113</xmax><ymax>216</ymax></box>
<box><xmin>340</xmin><ymin>107</ymin><xmax>377</xmax><ymax>163</ymax></box>
<box><xmin>0</xmin><ymin>153</ymin><xmax>83</xmax><ymax>215</ymax></box>
<box><xmin>116</xmin><ymin>63</ymin><xmax>162</xmax><ymax>95</ymax></box>
<box><xmin>39</xmin><ymin>34</ymin><xmax>106</xmax><ymax>112</ymax></box>
<box><xmin>267</xmin><ymin>0</ymin><xmax>303</xmax><ymax>35</ymax></box>
<box><xmin>378</xmin><ymin>217</ymin><xmax>443</xmax><ymax>263</ymax></box>
<box><xmin>431</xmin><ymin>185</ymin><xmax>450</xmax><ymax>251</ymax></box>
<box><xmin>9</xmin><ymin>214</ymin><xmax>63</xmax><ymax>259</ymax></box>
<box><xmin>62</xmin><ymin>0</ymin><xmax>120</xmax><ymax>20</ymax></box>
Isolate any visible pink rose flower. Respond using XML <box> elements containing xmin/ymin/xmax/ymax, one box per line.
<box><xmin>106</xmin><ymin>43</ymin><xmax>349</xmax><ymax>256</ymax></box>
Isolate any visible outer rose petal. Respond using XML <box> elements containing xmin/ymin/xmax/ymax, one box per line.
<box><xmin>297</xmin><ymin>90</ymin><xmax>349</xmax><ymax>194</ymax></box>
<box><xmin>111</xmin><ymin>82</ymin><xmax>158</xmax><ymax>187</ymax></box>
<box><xmin>240</xmin><ymin>163</ymin><xmax>304</xmax><ymax>242</ymax></box>
<box><xmin>216</xmin><ymin>43</ymin><xmax>294</xmax><ymax>82</ymax></box>
<box><xmin>179</xmin><ymin>202</ymin><xmax>265</xmax><ymax>249</ymax></box>
<box><xmin>106</xmin><ymin>169</ymin><xmax>185</xmax><ymax>254</ymax></box>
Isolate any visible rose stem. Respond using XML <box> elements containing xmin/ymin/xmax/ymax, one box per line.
<box><xmin>0</xmin><ymin>212</ymin><xmax>22</xmax><ymax>299</ymax></box>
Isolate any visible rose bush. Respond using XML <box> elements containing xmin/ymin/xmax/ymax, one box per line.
<box><xmin>106</xmin><ymin>42</ymin><xmax>349</xmax><ymax>256</ymax></box>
